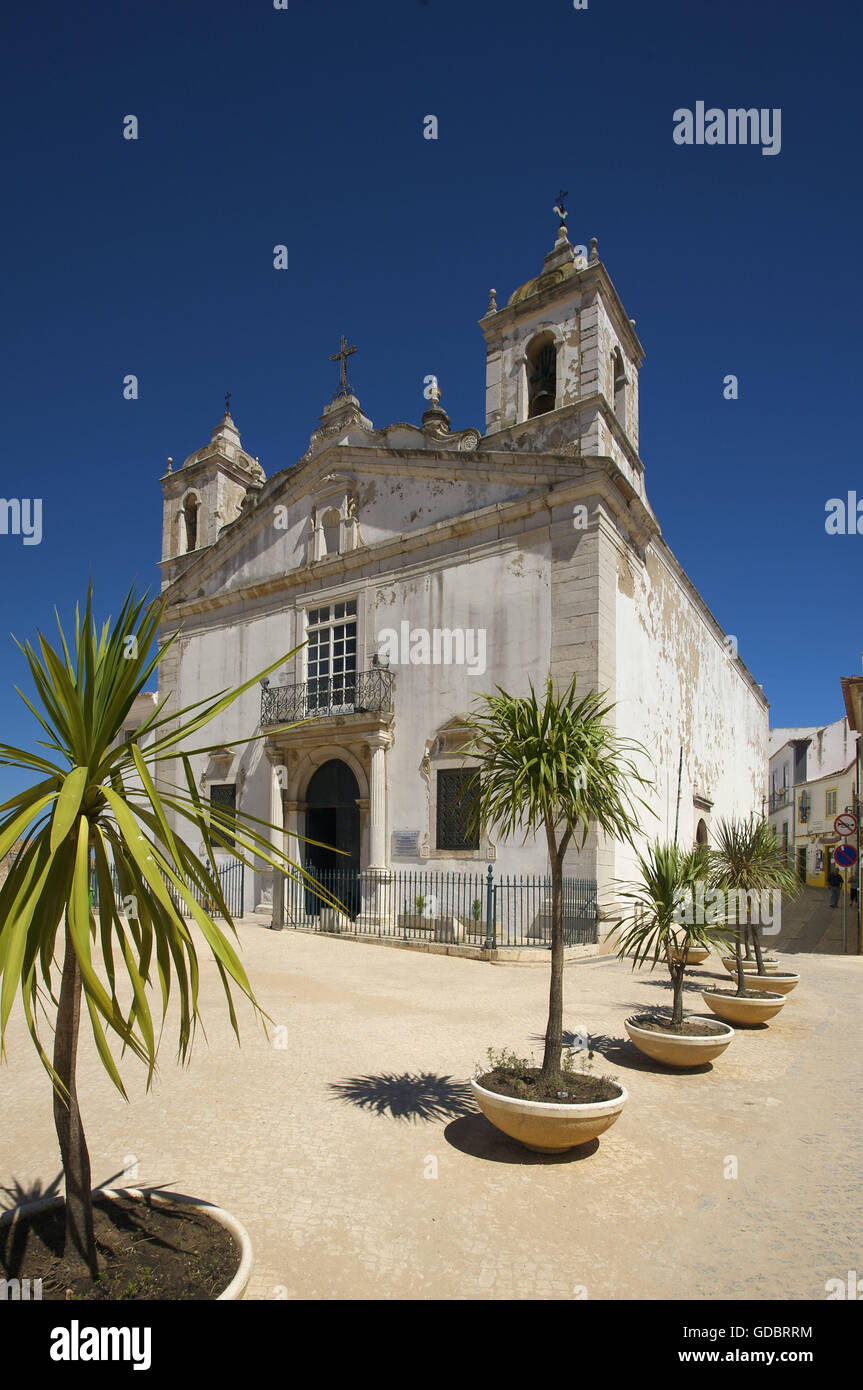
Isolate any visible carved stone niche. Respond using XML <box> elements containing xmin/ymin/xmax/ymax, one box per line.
<box><xmin>308</xmin><ymin>472</ymin><xmax>359</xmax><ymax>562</ymax></box>
<box><xmin>205</xmin><ymin>746</ymin><xmax>233</xmax><ymax>784</ymax></box>
<box><xmin>432</xmin><ymin>718</ymin><xmax>473</xmax><ymax>756</ymax></box>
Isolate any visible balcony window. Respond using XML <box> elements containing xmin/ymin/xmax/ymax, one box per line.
<box><xmin>306</xmin><ymin>601</ymin><xmax>358</xmax><ymax>712</ymax></box>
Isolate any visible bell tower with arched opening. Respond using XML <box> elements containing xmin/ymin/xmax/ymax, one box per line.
<box><xmin>159</xmin><ymin>398</ymin><xmax>265</xmax><ymax>588</ymax></box>
<box><xmin>479</xmin><ymin>204</ymin><xmax>645</xmax><ymax>470</ymax></box>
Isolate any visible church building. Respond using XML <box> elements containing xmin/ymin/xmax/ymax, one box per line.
<box><xmin>154</xmin><ymin>210</ymin><xmax>768</xmax><ymax>933</ymax></box>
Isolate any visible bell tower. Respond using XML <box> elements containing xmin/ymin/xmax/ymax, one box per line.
<box><xmin>159</xmin><ymin>397</ymin><xmax>265</xmax><ymax>588</ymax></box>
<box><xmin>480</xmin><ymin>201</ymin><xmax>645</xmax><ymax>471</ymax></box>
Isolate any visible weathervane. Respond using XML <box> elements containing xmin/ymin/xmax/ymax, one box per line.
<box><xmin>330</xmin><ymin>334</ymin><xmax>357</xmax><ymax>397</ymax></box>
<box><xmin>225</xmin><ymin>390</ymin><xmax>232</xmax><ymax>415</ymax></box>
<box><xmin>553</xmin><ymin>190</ymin><xmax>568</xmax><ymax>229</ymax></box>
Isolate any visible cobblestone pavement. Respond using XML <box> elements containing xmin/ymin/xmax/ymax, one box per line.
<box><xmin>1</xmin><ymin>922</ymin><xmax>860</xmax><ymax>1301</ymax></box>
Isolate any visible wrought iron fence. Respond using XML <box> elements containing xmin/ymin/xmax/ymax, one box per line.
<box><xmin>261</xmin><ymin>668</ymin><xmax>394</xmax><ymax>725</ymax></box>
<box><xmin>89</xmin><ymin>858</ymin><xmax>245</xmax><ymax>920</ymax></box>
<box><xmin>278</xmin><ymin>865</ymin><xmax>597</xmax><ymax>948</ymax></box>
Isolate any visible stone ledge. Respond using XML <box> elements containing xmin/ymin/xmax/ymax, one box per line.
<box><xmin>273</xmin><ymin>924</ymin><xmax>598</xmax><ymax>964</ymax></box>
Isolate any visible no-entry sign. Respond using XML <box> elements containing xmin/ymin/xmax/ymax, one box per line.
<box><xmin>835</xmin><ymin>843</ymin><xmax>858</xmax><ymax>868</ymax></box>
<box><xmin>834</xmin><ymin>812</ymin><xmax>858</xmax><ymax>838</ymax></box>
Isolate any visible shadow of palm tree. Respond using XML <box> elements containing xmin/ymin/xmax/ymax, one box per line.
<box><xmin>329</xmin><ymin>1072</ymin><xmax>476</xmax><ymax>1123</ymax></box>
<box><xmin>443</xmin><ymin>1113</ymin><xmax>600</xmax><ymax>1164</ymax></box>
<box><xmin>1</xmin><ymin>1183</ymin><xmax>204</xmax><ymax>1281</ymax></box>
<box><xmin>0</xmin><ymin>1173</ymin><xmax>64</xmax><ymax>1213</ymax></box>
<box><xmin>632</xmin><ymin>976</ymin><xmax>712</xmax><ymax>995</ymax></box>
<box><xmin>0</xmin><ymin>1175</ymin><xmax>65</xmax><ymax>1276</ymax></box>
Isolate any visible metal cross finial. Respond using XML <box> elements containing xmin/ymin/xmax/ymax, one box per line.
<box><xmin>330</xmin><ymin>334</ymin><xmax>357</xmax><ymax>395</ymax></box>
<box><xmin>225</xmin><ymin>391</ymin><xmax>231</xmax><ymax>415</ymax></box>
<box><xmin>553</xmin><ymin>190</ymin><xmax>568</xmax><ymax>225</ymax></box>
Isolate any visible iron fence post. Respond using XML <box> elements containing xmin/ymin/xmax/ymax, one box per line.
<box><xmin>271</xmin><ymin>867</ymin><xmax>284</xmax><ymax>930</ymax></box>
<box><xmin>484</xmin><ymin>862</ymin><xmax>495</xmax><ymax>949</ymax></box>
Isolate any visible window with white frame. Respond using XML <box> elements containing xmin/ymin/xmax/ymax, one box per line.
<box><xmin>305</xmin><ymin>600</ymin><xmax>358</xmax><ymax>712</ymax></box>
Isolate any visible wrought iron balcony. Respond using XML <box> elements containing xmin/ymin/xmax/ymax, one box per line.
<box><xmin>769</xmin><ymin>788</ymin><xmax>791</xmax><ymax>811</ymax></box>
<box><xmin>261</xmin><ymin>668</ymin><xmax>394</xmax><ymax>726</ymax></box>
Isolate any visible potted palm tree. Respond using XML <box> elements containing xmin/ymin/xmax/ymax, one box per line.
<box><xmin>464</xmin><ymin>675</ymin><xmax>651</xmax><ymax>1153</ymax></box>
<box><xmin>615</xmin><ymin>841</ymin><xmax>735</xmax><ymax>1067</ymax></box>
<box><xmin>702</xmin><ymin>816</ymin><xmax>801</xmax><ymax>1025</ymax></box>
<box><xmin>0</xmin><ymin>585</ymin><xmax>311</xmax><ymax>1299</ymax></box>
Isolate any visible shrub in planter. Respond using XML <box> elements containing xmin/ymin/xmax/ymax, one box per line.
<box><xmin>615</xmin><ymin>842</ymin><xmax>735</xmax><ymax>1068</ymax></box>
<box><xmin>463</xmin><ymin>676</ymin><xmax>649</xmax><ymax>1149</ymax></box>
<box><xmin>471</xmin><ymin>1047</ymin><xmax>627</xmax><ymax>1153</ymax></box>
<box><xmin>704</xmin><ymin>816</ymin><xmax>800</xmax><ymax>1018</ymax></box>
<box><xmin>0</xmin><ymin>585</ymin><xmax>310</xmax><ymax>1296</ymax></box>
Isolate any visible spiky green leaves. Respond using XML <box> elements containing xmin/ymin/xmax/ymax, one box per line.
<box><xmin>465</xmin><ymin>673</ymin><xmax>652</xmax><ymax>857</ymax></box>
<box><xmin>0</xmin><ymin>582</ymin><xmax>310</xmax><ymax>1097</ymax></box>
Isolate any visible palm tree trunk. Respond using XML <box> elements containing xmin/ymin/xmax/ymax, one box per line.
<box><xmin>734</xmin><ymin>933</ymin><xmax>748</xmax><ymax>997</ymax></box>
<box><xmin>541</xmin><ymin>831</ymin><xmax>565</xmax><ymax>1079</ymax></box>
<box><xmin>671</xmin><ymin>960</ymin><xmax>685</xmax><ymax>1027</ymax></box>
<box><xmin>52</xmin><ymin>918</ymin><xmax>98</xmax><ymax>1280</ymax></box>
<box><xmin>751</xmin><ymin>919</ymin><xmax>765</xmax><ymax>975</ymax></box>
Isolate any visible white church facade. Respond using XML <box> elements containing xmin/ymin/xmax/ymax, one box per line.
<box><xmin>154</xmin><ymin>213</ymin><xmax>768</xmax><ymax>934</ymax></box>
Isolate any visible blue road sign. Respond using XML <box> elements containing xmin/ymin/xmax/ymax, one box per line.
<box><xmin>835</xmin><ymin>843</ymin><xmax>858</xmax><ymax>868</ymax></box>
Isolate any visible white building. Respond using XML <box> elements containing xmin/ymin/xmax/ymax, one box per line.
<box><xmin>769</xmin><ymin>717</ymin><xmax>858</xmax><ymax>884</ymax></box>
<box><xmin>153</xmin><ymin>214</ymin><xmax>768</xmax><ymax>934</ymax></box>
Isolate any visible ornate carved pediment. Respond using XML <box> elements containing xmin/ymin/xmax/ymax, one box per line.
<box><xmin>432</xmin><ymin>717</ymin><xmax>474</xmax><ymax>755</ymax></box>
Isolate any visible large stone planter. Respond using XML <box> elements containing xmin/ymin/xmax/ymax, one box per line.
<box><xmin>470</xmin><ymin>1076</ymin><xmax>628</xmax><ymax>1154</ymax></box>
<box><xmin>397</xmin><ymin>913</ymin><xmax>464</xmax><ymax>942</ymax></box>
<box><xmin>702</xmin><ymin>990</ymin><xmax>786</xmax><ymax>1025</ymax></box>
<box><xmin>670</xmin><ymin>946</ymin><xmax>710</xmax><ymax>964</ymax></box>
<box><xmin>319</xmin><ymin>908</ymin><xmax>353</xmax><ymax>933</ymax></box>
<box><xmin>625</xmin><ymin>1015</ymin><xmax>734</xmax><ymax>1067</ymax></box>
<box><xmin>464</xmin><ymin>920</ymin><xmax>499</xmax><ymax>940</ymax></box>
<box><xmin>741</xmin><ymin>972</ymin><xmax>799</xmax><ymax>995</ymax></box>
<box><xmin>0</xmin><ymin>1187</ymin><xmax>253</xmax><ymax>1301</ymax></box>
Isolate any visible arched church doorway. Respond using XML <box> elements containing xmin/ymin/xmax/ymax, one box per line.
<box><xmin>695</xmin><ymin>818</ymin><xmax>708</xmax><ymax>847</ymax></box>
<box><xmin>304</xmin><ymin>758</ymin><xmax>361</xmax><ymax>917</ymax></box>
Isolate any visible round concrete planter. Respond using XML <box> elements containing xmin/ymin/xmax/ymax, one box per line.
<box><xmin>721</xmin><ymin>957</ymin><xmax>777</xmax><ymax>974</ymax></box>
<box><xmin>670</xmin><ymin>946</ymin><xmax>710</xmax><ymax>965</ymax></box>
<box><xmin>0</xmin><ymin>1187</ymin><xmax>253</xmax><ymax>1301</ymax></box>
<box><xmin>701</xmin><ymin>990</ymin><xmax>787</xmax><ymax>1025</ymax></box>
<box><xmin>741</xmin><ymin>972</ymin><xmax>799</xmax><ymax>995</ymax></box>
<box><xmin>625</xmin><ymin>1015</ymin><xmax>734</xmax><ymax>1068</ymax></box>
<box><xmin>470</xmin><ymin>1076</ymin><xmax>628</xmax><ymax>1154</ymax></box>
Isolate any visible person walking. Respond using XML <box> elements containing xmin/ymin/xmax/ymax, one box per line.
<box><xmin>827</xmin><ymin>866</ymin><xmax>842</xmax><ymax>908</ymax></box>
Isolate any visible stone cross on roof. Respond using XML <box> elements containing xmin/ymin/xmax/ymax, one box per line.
<box><xmin>330</xmin><ymin>335</ymin><xmax>357</xmax><ymax>396</ymax></box>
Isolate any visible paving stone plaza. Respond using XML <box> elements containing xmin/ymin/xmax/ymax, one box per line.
<box><xmin>2</xmin><ymin>922</ymin><xmax>859</xmax><ymax>1301</ymax></box>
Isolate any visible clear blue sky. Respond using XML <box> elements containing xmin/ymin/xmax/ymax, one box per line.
<box><xmin>1</xmin><ymin>0</ymin><xmax>860</xmax><ymax>799</ymax></box>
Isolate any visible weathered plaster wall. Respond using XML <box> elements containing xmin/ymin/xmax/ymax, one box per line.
<box><xmin>371</xmin><ymin>543</ymin><xmax>552</xmax><ymax>873</ymax></box>
<box><xmin>612</xmin><ymin>540</ymin><xmax>768</xmax><ymax>898</ymax></box>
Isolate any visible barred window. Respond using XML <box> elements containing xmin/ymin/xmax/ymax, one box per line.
<box><xmin>209</xmin><ymin>783</ymin><xmax>237</xmax><ymax>849</ymax></box>
<box><xmin>436</xmin><ymin>769</ymin><xmax>479</xmax><ymax>851</ymax></box>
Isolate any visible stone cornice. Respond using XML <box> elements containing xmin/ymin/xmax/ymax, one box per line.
<box><xmin>161</xmin><ymin>446</ymin><xmax>603</xmax><ymax>601</ymax></box>
<box><xmin>159</xmin><ymin>462</ymin><xmax>658</xmax><ymax>628</ymax></box>
<box><xmin>482</xmin><ymin>393</ymin><xmax>645</xmax><ymax>480</ymax></box>
<box><xmin>160</xmin><ymin>450</ymin><xmax>263</xmax><ymax>494</ymax></box>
